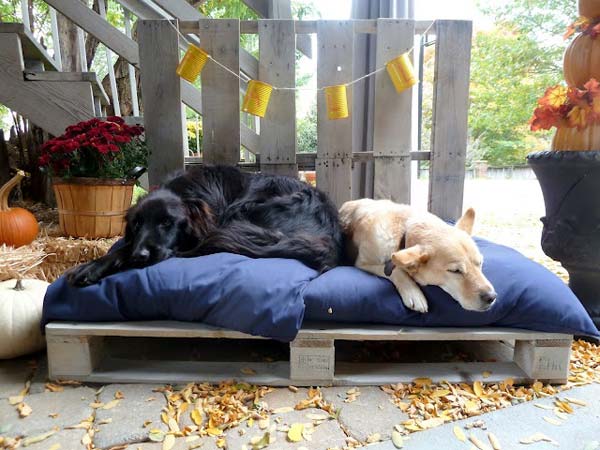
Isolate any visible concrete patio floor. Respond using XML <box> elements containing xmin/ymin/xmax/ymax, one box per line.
<box><xmin>1</xmin><ymin>352</ymin><xmax>599</xmax><ymax>450</ymax></box>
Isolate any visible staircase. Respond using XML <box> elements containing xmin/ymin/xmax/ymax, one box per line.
<box><xmin>0</xmin><ymin>23</ymin><xmax>108</xmax><ymax>136</ymax></box>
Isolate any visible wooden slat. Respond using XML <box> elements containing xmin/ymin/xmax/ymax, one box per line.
<box><xmin>316</xmin><ymin>21</ymin><xmax>354</xmax><ymax>207</ymax></box>
<box><xmin>0</xmin><ymin>33</ymin><xmax>95</xmax><ymax>136</ymax></box>
<box><xmin>241</xmin><ymin>123</ymin><xmax>260</xmax><ymax>154</ymax></box>
<box><xmin>46</xmin><ymin>321</ymin><xmax>571</xmax><ymax>341</ymax></box>
<box><xmin>113</xmin><ymin>0</ymin><xmax>162</xmax><ymax>20</ymax></box>
<box><xmin>182</xmin><ymin>19</ymin><xmax>435</xmax><ymax>35</ymax></box>
<box><xmin>428</xmin><ymin>20</ymin><xmax>472</xmax><ymax>221</ymax></box>
<box><xmin>138</xmin><ymin>20</ymin><xmax>184</xmax><ymax>185</ymax></box>
<box><xmin>44</xmin><ymin>0</ymin><xmax>139</xmax><ymax>65</ymax></box>
<box><xmin>23</xmin><ymin>70</ymin><xmax>110</xmax><ymax>105</ymax></box>
<box><xmin>372</xmin><ymin>19</ymin><xmax>414</xmax><ymax>202</ymax></box>
<box><xmin>0</xmin><ymin>23</ymin><xmax>60</xmax><ymax>71</ymax></box>
<box><xmin>258</xmin><ymin>19</ymin><xmax>297</xmax><ymax>177</ymax></box>
<box><xmin>197</xmin><ymin>19</ymin><xmax>241</xmax><ymax>165</ymax></box>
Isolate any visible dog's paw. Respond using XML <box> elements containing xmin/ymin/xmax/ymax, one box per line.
<box><xmin>400</xmin><ymin>289</ymin><xmax>429</xmax><ymax>313</ymax></box>
<box><xmin>66</xmin><ymin>263</ymin><xmax>101</xmax><ymax>287</ymax></box>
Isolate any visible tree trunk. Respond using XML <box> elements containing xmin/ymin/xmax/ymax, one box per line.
<box><xmin>85</xmin><ymin>0</ymin><xmax>101</xmax><ymax>70</ymax></box>
<box><xmin>57</xmin><ymin>11</ymin><xmax>82</xmax><ymax>71</ymax></box>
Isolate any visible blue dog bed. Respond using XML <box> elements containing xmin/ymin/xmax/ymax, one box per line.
<box><xmin>42</xmin><ymin>237</ymin><xmax>599</xmax><ymax>341</ymax></box>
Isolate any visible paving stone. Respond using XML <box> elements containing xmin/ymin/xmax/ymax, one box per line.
<box><xmin>93</xmin><ymin>384</ymin><xmax>168</xmax><ymax>450</ymax></box>
<box><xmin>261</xmin><ymin>387</ymin><xmax>309</xmax><ymax>410</ymax></box>
<box><xmin>321</xmin><ymin>386</ymin><xmax>408</xmax><ymax>443</ymax></box>
<box><xmin>0</xmin><ymin>386</ymin><xmax>96</xmax><ymax>437</ymax></box>
<box><xmin>366</xmin><ymin>383</ymin><xmax>600</xmax><ymax>450</ymax></box>
<box><xmin>20</xmin><ymin>429</ymin><xmax>86</xmax><ymax>450</ymax></box>
<box><xmin>224</xmin><ymin>406</ymin><xmax>348</xmax><ymax>450</ymax></box>
<box><xmin>122</xmin><ymin>435</ymin><xmax>219</xmax><ymax>450</ymax></box>
<box><xmin>0</xmin><ymin>359</ymin><xmax>32</xmax><ymax>400</ymax></box>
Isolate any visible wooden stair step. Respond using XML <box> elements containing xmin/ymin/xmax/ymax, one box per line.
<box><xmin>0</xmin><ymin>22</ymin><xmax>59</xmax><ymax>71</ymax></box>
<box><xmin>24</xmin><ymin>70</ymin><xmax>110</xmax><ymax>106</ymax></box>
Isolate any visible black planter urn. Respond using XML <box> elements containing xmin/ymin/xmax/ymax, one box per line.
<box><xmin>527</xmin><ymin>150</ymin><xmax>600</xmax><ymax>329</ymax></box>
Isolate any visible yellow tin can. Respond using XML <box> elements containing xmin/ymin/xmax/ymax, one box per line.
<box><xmin>324</xmin><ymin>84</ymin><xmax>349</xmax><ymax>120</ymax></box>
<box><xmin>386</xmin><ymin>53</ymin><xmax>417</xmax><ymax>93</ymax></box>
<box><xmin>176</xmin><ymin>45</ymin><xmax>209</xmax><ymax>83</ymax></box>
<box><xmin>242</xmin><ymin>80</ymin><xmax>273</xmax><ymax>118</ymax></box>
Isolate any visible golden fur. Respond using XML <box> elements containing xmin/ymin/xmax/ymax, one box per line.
<box><xmin>339</xmin><ymin>199</ymin><xmax>497</xmax><ymax>313</ymax></box>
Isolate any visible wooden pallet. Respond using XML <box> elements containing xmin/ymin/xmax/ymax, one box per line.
<box><xmin>45</xmin><ymin>321</ymin><xmax>573</xmax><ymax>385</ymax></box>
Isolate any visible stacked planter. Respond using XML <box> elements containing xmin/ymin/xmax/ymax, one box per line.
<box><xmin>527</xmin><ymin>0</ymin><xmax>600</xmax><ymax>329</ymax></box>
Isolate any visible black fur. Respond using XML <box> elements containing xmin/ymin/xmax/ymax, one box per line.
<box><xmin>67</xmin><ymin>165</ymin><xmax>344</xmax><ymax>286</ymax></box>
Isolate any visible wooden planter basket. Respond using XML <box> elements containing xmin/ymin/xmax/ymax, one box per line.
<box><xmin>53</xmin><ymin>178</ymin><xmax>134</xmax><ymax>239</ymax></box>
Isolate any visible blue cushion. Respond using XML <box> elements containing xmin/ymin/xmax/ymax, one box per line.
<box><xmin>42</xmin><ymin>237</ymin><xmax>599</xmax><ymax>341</ymax></box>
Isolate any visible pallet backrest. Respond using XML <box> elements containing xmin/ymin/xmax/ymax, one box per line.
<box><xmin>138</xmin><ymin>18</ymin><xmax>472</xmax><ymax>221</ymax></box>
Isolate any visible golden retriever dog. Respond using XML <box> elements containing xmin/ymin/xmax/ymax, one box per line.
<box><xmin>339</xmin><ymin>199</ymin><xmax>496</xmax><ymax>313</ymax></box>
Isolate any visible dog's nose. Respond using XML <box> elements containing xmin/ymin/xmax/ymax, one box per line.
<box><xmin>480</xmin><ymin>290</ymin><xmax>497</xmax><ymax>305</ymax></box>
<box><xmin>132</xmin><ymin>247</ymin><xmax>150</xmax><ymax>262</ymax></box>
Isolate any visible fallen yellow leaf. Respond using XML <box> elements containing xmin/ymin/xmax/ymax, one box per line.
<box><xmin>8</xmin><ymin>395</ymin><xmax>23</xmax><ymax>405</ymax></box>
<box><xmin>17</xmin><ymin>402</ymin><xmax>32</xmax><ymax>418</ymax></box>
<box><xmin>544</xmin><ymin>416</ymin><xmax>563</xmax><ymax>426</ymax></box>
<box><xmin>115</xmin><ymin>390</ymin><xmax>125</xmax><ymax>400</ymax></box>
<box><xmin>453</xmin><ymin>426</ymin><xmax>466</xmax><ymax>442</ymax></box>
<box><xmin>162</xmin><ymin>434</ymin><xmax>175</xmax><ymax>450</ymax></box>
<box><xmin>241</xmin><ymin>367</ymin><xmax>256</xmax><ymax>375</ymax></box>
<box><xmin>565</xmin><ymin>397</ymin><xmax>587</xmax><ymax>407</ymax></box>
<box><xmin>22</xmin><ymin>429</ymin><xmax>57</xmax><ymax>446</ymax></box>
<box><xmin>45</xmin><ymin>383</ymin><xmax>64</xmax><ymax>393</ymax></box>
<box><xmin>392</xmin><ymin>430</ymin><xmax>404</xmax><ymax>448</ymax></box>
<box><xmin>473</xmin><ymin>381</ymin><xmax>484</xmax><ymax>397</ymax></box>
<box><xmin>413</xmin><ymin>378</ymin><xmax>432</xmax><ymax>387</ymax></box>
<box><xmin>207</xmin><ymin>427</ymin><xmax>222</xmax><ymax>436</ymax></box>
<box><xmin>48</xmin><ymin>444</ymin><xmax>61</xmax><ymax>450</ymax></box>
<box><xmin>482</xmin><ymin>371</ymin><xmax>492</xmax><ymax>379</ymax></box>
<box><xmin>287</xmin><ymin>423</ymin><xmax>304</xmax><ymax>442</ymax></box>
<box><xmin>469</xmin><ymin>433</ymin><xmax>491</xmax><ymax>450</ymax></box>
<box><xmin>488</xmin><ymin>432</ymin><xmax>501</xmax><ymax>450</ymax></box>
<box><xmin>102</xmin><ymin>399</ymin><xmax>120</xmax><ymax>410</ymax></box>
<box><xmin>191</xmin><ymin>408</ymin><xmax>203</xmax><ymax>426</ymax></box>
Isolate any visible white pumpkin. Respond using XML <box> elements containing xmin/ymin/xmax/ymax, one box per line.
<box><xmin>0</xmin><ymin>279</ymin><xmax>48</xmax><ymax>359</ymax></box>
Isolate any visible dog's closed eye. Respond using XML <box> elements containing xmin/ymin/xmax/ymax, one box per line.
<box><xmin>447</xmin><ymin>268</ymin><xmax>463</xmax><ymax>275</ymax></box>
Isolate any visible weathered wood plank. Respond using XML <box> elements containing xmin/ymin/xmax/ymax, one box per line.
<box><xmin>0</xmin><ymin>34</ymin><xmax>94</xmax><ymax>136</ymax></box>
<box><xmin>428</xmin><ymin>20</ymin><xmax>472</xmax><ymax>221</ymax></box>
<box><xmin>46</xmin><ymin>321</ymin><xmax>572</xmax><ymax>342</ymax></box>
<box><xmin>0</xmin><ymin>23</ymin><xmax>59</xmax><ymax>71</ymax></box>
<box><xmin>138</xmin><ymin>20</ymin><xmax>184</xmax><ymax>185</ymax></box>
<box><xmin>373</xmin><ymin>19</ymin><xmax>414</xmax><ymax>202</ymax></box>
<box><xmin>44</xmin><ymin>0</ymin><xmax>139</xmax><ymax>65</ymax></box>
<box><xmin>181</xmin><ymin>19</ymin><xmax>435</xmax><ymax>35</ymax></box>
<box><xmin>317</xmin><ymin>21</ymin><xmax>354</xmax><ymax>207</ymax></box>
<box><xmin>24</xmin><ymin>70</ymin><xmax>110</xmax><ymax>105</ymax></box>
<box><xmin>197</xmin><ymin>19</ymin><xmax>240</xmax><ymax>165</ymax></box>
<box><xmin>113</xmin><ymin>0</ymin><xmax>162</xmax><ymax>20</ymax></box>
<box><xmin>258</xmin><ymin>19</ymin><xmax>297</xmax><ymax>177</ymax></box>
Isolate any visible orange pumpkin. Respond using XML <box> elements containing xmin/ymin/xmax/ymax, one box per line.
<box><xmin>552</xmin><ymin>124</ymin><xmax>600</xmax><ymax>150</ymax></box>
<box><xmin>564</xmin><ymin>33</ymin><xmax>600</xmax><ymax>87</ymax></box>
<box><xmin>0</xmin><ymin>171</ymin><xmax>39</xmax><ymax>247</ymax></box>
<box><xmin>579</xmin><ymin>0</ymin><xmax>600</xmax><ymax>18</ymax></box>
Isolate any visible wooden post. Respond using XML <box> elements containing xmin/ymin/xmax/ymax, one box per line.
<box><xmin>290</xmin><ymin>338</ymin><xmax>335</xmax><ymax>383</ymax></box>
<box><xmin>258</xmin><ymin>19</ymin><xmax>297</xmax><ymax>177</ymax></box>
<box><xmin>197</xmin><ymin>19</ymin><xmax>241</xmax><ymax>166</ymax></box>
<box><xmin>47</xmin><ymin>335</ymin><xmax>104</xmax><ymax>378</ymax></box>
<box><xmin>138</xmin><ymin>20</ymin><xmax>184</xmax><ymax>186</ymax></box>
<box><xmin>372</xmin><ymin>19</ymin><xmax>414</xmax><ymax>203</ymax></box>
<box><xmin>316</xmin><ymin>21</ymin><xmax>354</xmax><ymax>207</ymax></box>
<box><xmin>428</xmin><ymin>20</ymin><xmax>472</xmax><ymax>221</ymax></box>
<box><xmin>513</xmin><ymin>339</ymin><xmax>572</xmax><ymax>384</ymax></box>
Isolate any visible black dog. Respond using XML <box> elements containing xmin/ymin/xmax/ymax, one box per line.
<box><xmin>67</xmin><ymin>165</ymin><xmax>344</xmax><ymax>286</ymax></box>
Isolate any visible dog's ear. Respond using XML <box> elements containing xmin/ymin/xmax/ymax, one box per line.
<box><xmin>456</xmin><ymin>207</ymin><xmax>475</xmax><ymax>235</ymax></box>
<box><xmin>391</xmin><ymin>245</ymin><xmax>430</xmax><ymax>273</ymax></box>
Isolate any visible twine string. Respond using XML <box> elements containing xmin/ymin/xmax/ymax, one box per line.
<box><xmin>169</xmin><ymin>19</ymin><xmax>436</xmax><ymax>92</ymax></box>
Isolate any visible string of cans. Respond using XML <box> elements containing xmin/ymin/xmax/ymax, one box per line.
<box><xmin>174</xmin><ymin>20</ymin><xmax>435</xmax><ymax>120</ymax></box>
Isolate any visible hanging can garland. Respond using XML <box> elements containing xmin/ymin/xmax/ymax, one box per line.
<box><xmin>176</xmin><ymin>44</ymin><xmax>209</xmax><ymax>83</ymax></box>
<box><xmin>242</xmin><ymin>80</ymin><xmax>274</xmax><ymax>118</ymax></box>
<box><xmin>324</xmin><ymin>85</ymin><xmax>349</xmax><ymax>120</ymax></box>
<box><xmin>386</xmin><ymin>52</ymin><xmax>417</xmax><ymax>94</ymax></box>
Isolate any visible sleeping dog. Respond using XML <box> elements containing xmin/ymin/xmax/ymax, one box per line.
<box><xmin>67</xmin><ymin>165</ymin><xmax>344</xmax><ymax>286</ymax></box>
<box><xmin>340</xmin><ymin>199</ymin><xmax>496</xmax><ymax>313</ymax></box>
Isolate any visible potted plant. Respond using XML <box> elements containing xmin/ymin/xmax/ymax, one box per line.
<box><xmin>39</xmin><ymin>117</ymin><xmax>147</xmax><ymax>238</ymax></box>
<box><xmin>527</xmin><ymin>4</ymin><xmax>600</xmax><ymax>328</ymax></box>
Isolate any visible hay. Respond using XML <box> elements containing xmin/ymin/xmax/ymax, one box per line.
<box><xmin>0</xmin><ymin>229</ymin><xmax>117</xmax><ymax>282</ymax></box>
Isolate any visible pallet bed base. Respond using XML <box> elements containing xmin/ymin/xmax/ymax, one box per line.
<box><xmin>45</xmin><ymin>321</ymin><xmax>573</xmax><ymax>385</ymax></box>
